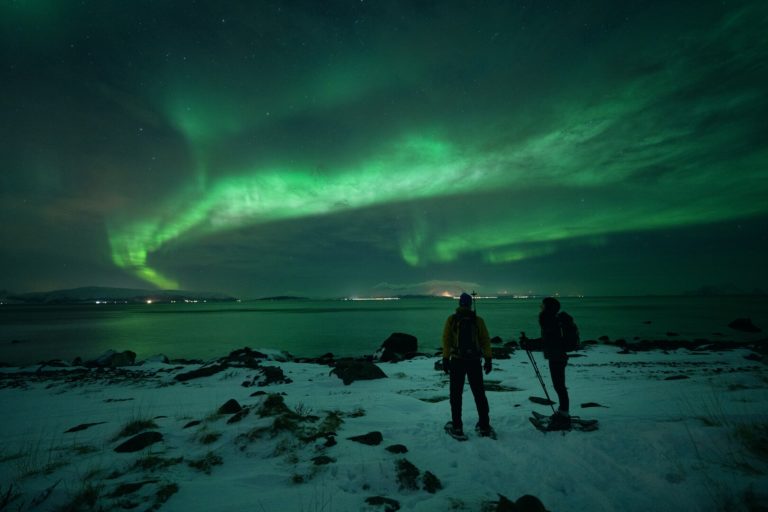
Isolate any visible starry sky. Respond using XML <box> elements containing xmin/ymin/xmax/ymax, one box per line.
<box><xmin>1</xmin><ymin>1</ymin><xmax>767</xmax><ymax>298</ymax></box>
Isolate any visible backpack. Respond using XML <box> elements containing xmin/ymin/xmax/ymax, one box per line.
<box><xmin>454</xmin><ymin>312</ymin><xmax>481</xmax><ymax>359</ymax></box>
<box><xmin>557</xmin><ymin>311</ymin><xmax>580</xmax><ymax>352</ymax></box>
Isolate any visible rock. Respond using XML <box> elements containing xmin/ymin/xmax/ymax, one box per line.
<box><xmin>348</xmin><ymin>431</ymin><xmax>383</xmax><ymax>446</ymax></box>
<box><xmin>144</xmin><ymin>354</ymin><xmax>170</xmax><ymax>364</ymax></box>
<box><xmin>422</xmin><ymin>471</ymin><xmax>442</xmax><ymax>493</ymax></box>
<box><xmin>386</xmin><ymin>444</ymin><xmax>408</xmax><ymax>454</ymax></box>
<box><xmin>490</xmin><ymin>336</ymin><xmax>503</xmax><ymax>345</ymax></box>
<box><xmin>227</xmin><ymin>408</ymin><xmax>250</xmax><ymax>424</ymax></box>
<box><xmin>664</xmin><ymin>375</ymin><xmax>689</xmax><ymax>380</ymax></box>
<box><xmin>496</xmin><ymin>494</ymin><xmax>518</xmax><ymax>511</ymax></box>
<box><xmin>65</xmin><ymin>422</ymin><xmax>107</xmax><ymax>433</ymax></box>
<box><xmin>330</xmin><ymin>360</ymin><xmax>387</xmax><ymax>385</ymax></box>
<box><xmin>183</xmin><ymin>420</ymin><xmax>201</xmax><ymax>429</ymax></box>
<box><xmin>516</xmin><ymin>494</ymin><xmax>547</xmax><ymax>512</ymax></box>
<box><xmin>258</xmin><ymin>365</ymin><xmax>293</xmax><ymax>386</ymax></box>
<box><xmin>311</xmin><ymin>455</ymin><xmax>336</xmax><ymax>465</ymax></box>
<box><xmin>90</xmin><ymin>350</ymin><xmax>137</xmax><ymax>368</ymax></box>
<box><xmin>729</xmin><ymin>318</ymin><xmax>762</xmax><ymax>333</ymax></box>
<box><xmin>598</xmin><ymin>335</ymin><xmax>610</xmax><ymax>342</ymax></box>
<box><xmin>395</xmin><ymin>459</ymin><xmax>420</xmax><ymax>490</ymax></box>
<box><xmin>225</xmin><ymin>347</ymin><xmax>269</xmax><ymax>368</ymax></box>
<box><xmin>175</xmin><ymin>363</ymin><xmax>228</xmax><ymax>382</ymax></box>
<box><xmin>365</xmin><ymin>496</ymin><xmax>400</xmax><ymax>511</ymax></box>
<box><xmin>218</xmin><ymin>399</ymin><xmax>242</xmax><ymax>414</ymax></box>
<box><xmin>580</xmin><ymin>402</ymin><xmax>608</xmax><ymax>408</ymax></box>
<box><xmin>114</xmin><ymin>432</ymin><xmax>163</xmax><ymax>453</ymax></box>
<box><xmin>375</xmin><ymin>333</ymin><xmax>418</xmax><ymax>362</ymax></box>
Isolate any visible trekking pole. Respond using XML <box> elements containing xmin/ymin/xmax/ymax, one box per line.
<box><xmin>525</xmin><ymin>348</ymin><xmax>556</xmax><ymax>414</ymax></box>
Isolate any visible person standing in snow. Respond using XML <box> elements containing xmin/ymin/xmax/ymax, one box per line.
<box><xmin>522</xmin><ymin>297</ymin><xmax>571</xmax><ymax>430</ymax></box>
<box><xmin>442</xmin><ymin>292</ymin><xmax>494</xmax><ymax>438</ymax></box>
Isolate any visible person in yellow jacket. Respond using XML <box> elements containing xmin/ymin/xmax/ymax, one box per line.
<box><xmin>442</xmin><ymin>292</ymin><xmax>494</xmax><ymax>439</ymax></box>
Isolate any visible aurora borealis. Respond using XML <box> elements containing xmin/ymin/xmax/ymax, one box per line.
<box><xmin>1</xmin><ymin>1</ymin><xmax>767</xmax><ymax>297</ymax></box>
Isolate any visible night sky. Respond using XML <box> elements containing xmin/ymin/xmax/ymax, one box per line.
<box><xmin>1</xmin><ymin>1</ymin><xmax>767</xmax><ymax>298</ymax></box>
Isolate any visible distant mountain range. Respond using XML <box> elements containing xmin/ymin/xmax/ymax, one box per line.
<box><xmin>0</xmin><ymin>286</ymin><xmax>238</xmax><ymax>304</ymax></box>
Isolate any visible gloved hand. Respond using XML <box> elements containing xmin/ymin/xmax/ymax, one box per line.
<box><xmin>519</xmin><ymin>339</ymin><xmax>529</xmax><ymax>351</ymax></box>
<box><xmin>442</xmin><ymin>358</ymin><xmax>450</xmax><ymax>374</ymax></box>
<box><xmin>484</xmin><ymin>358</ymin><xmax>492</xmax><ymax>375</ymax></box>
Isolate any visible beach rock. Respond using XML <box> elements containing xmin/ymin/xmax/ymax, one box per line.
<box><xmin>330</xmin><ymin>360</ymin><xmax>387</xmax><ymax>385</ymax></box>
<box><xmin>598</xmin><ymin>335</ymin><xmax>610</xmax><ymax>342</ymax></box>
<box><xmin>183</xmin><ymin>420</ymin><xmax>201</xmax><ymax>429</ymax></box>
<box><xmin>395</xmin><ymin>459</ymin><xmax>420</xmax><ymax>490</ymax></box>
<box><xmin>144</xmin><ymin>354</ymin><xmax>170</xmax><ymax>364</ymax></box>
<box><xmin>311</xmin><ymin>455</ymin><xmax>335</xmax><ymax>465</ymax></box>
<box><xmin>227</xmin><ymin>408</ymin><xmax>250</xmax><ymax>424</ymax></box>
<box><xmin>516</xmin><ymin>494</ymin><xmax>547</xmax><ymax>512</ymax></box>
<box><xmin>90</xmin><ymin>350</ymin><xmax>137</xmax><ymax>368</ymax></box>
<box><xmin>258</xmin><ymin>365</ymin><xmax>293</xmax><ymax>386</ymax></box>
<box><xmin>491</xmin><ymin>336</ymin><xmax>503</xmax><ymax>345</ymax></box>
<box><xmin>65</xmin><ymin>422</ymin><xmax>107</xmax><ymax>433</ymax></box>
<box><xmin>114</xmin><ymin>431</ymin><xmax>163</xmax><ymax>453</ymax></box>
<box><xmin>581</xmin><ymin>402</ymin><xmax>608</xmax><ymax>408</ymax></box>
<box><xmin>422</xmin><ymin>471</ymin><xmax>442</xmax><ymax>493</ymax></box>
<box><xmin>348</xmin><ymin>431</ymin><xmax>383</xmax><ymax>446</ymax></box>
<box><xmin>365</xmin><ymin>496</ymin><xmax>400</xmax><ymax>511</ymax></box>
<box><xmin>728</xmin><ymin>318</ymin><xmax>762</xmax><ymax>333</ymax></box>
<box><xmin>375</xmin><ymin>332</ymin><xmax>418</xmax><ymax>362</ymax></box>
<box><xmin>386</xmin><ymin>444</ymin><xmax>408</xmax><ymax>454</ymax></box>
<box><xmin>175</xmin><ymin>363</ymin><xmax>228</xmax><ymax>382</ymax></box>
<box><xmin>225</xmin><ymin>347</ymin><xmax>268</xmax><ymax>368</ymax></box>
<box><xmin>496</xmin><ymin>494</ymin><xmax>518</xmax><ymax>511</ymax></box>
<box><xmin>218</xmin><ymin>399</ymin><xmax>242</xmax><ymax>414</ymax></box>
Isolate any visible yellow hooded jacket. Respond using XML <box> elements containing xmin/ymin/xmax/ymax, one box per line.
<box><xmin>442</xmin><ymin>307</ymin><xmax>492</xmax><ymax>360</ymax></box>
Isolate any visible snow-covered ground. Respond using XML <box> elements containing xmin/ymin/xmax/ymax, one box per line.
<box><xmin>1</xmin><ymin>343</ymin><xmax>767</xmax><ymax>511</ymax></box>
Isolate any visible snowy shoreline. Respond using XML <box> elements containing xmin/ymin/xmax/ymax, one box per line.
<box><xmin>1</xmin><ymin>340</ymin><xmax>767</xmax><ymax>511</ymax></box>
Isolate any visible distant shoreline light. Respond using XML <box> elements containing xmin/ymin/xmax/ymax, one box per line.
<box><xmin>343</xmin><ymin>297</ymin><xmax>400</xmax><ymax>301</ymax></box>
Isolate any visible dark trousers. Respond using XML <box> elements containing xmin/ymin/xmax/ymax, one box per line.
<box><xmin>548</xmin><ymin>358</ymin><xmax>569</xmax><ymax>412</ymax></box>
<box><xmin>449</xmin><ymin>358</ymin><xmax>490</xmax><ymax>429</ymax></box>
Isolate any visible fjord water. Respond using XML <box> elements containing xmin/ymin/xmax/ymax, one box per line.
<box><xmin>1</xmin><ymin>296</ymin><xmax>766</xmax><ymax>366</ymax></box>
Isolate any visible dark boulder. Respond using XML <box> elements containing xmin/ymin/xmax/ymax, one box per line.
<box><xmin>225</xmin><ymin>347</ymin><xmax>269</xmax><ymax>368</ymax></box>
<box><xmin>89</xmin><ymin>350</ymin><xmax>137</xmax><ymax>368</ymax></box>
<box><xmin>729</xmin><ymin>318</ymin><xmax>762</xmax><ymax>333</ymax></box>
<box><xmin>375</xmin><ymin>333</ymin><xmax>418</xmax><ymax>362</ymax></box>
<box><xmin>218</xmin><ymin>399</ymin><xmax>242</xmax><ymax>414</ymax></box>
<box><xmin>258</xmin><ymin>365</ymin><xmax>293</xmax><ymax>386</ymax></box>
<box><xmin>386</xmin><ymin>444</ymin><xmax>408</xmax><ymax>454</ymax></box>
<box><xmin>365</xmin><ymin>496</ymin><xmax>400</xmax><ymax>511</ymax></box>
<box><xmin>516</xmin><ymin>494</ymin><xmax>547</xmax><ymax>512</ymax></box>
<box><xmin>330</xmin><ymin>360</ymin><xmax>387</xmax><ymax>385</ymax></box>
<box><xmin>114</xmin><ymin>432</ymin><xmax>163</xmax><ymax>453</ymax></box>
<box><xmin>175</xmin><ymin>363</ymin><xmax>228</xmax><ymax>382</ymax></box>
<box><xmin>348</xmin><ymin>431</ymin><xmax>383</xmax><ymax>446</ymax></box>
<box><xmin>422</xmin><ymin>471</ymin><xmax>442</xmax><ymax>493</ymax></box>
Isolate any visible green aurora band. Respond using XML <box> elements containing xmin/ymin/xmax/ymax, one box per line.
<box><xmin>90</xmin><ymin>1</ymin><xmax>767</xmax><ymax>289</ymax></box>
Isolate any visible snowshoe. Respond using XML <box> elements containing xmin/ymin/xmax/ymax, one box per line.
<box><xmin>444</xmin><ymin>421</ymin><xmax>468</xmax><ymax>441</ymax></box>
<box><xmin>529</xmin><ymin>411</ymin><xmax>598</xmax><ymax>433</ymax></box>
<box><xmin>475</xmin><ymin>423</ymin><xmax>497</xmax><ymax>439</ymax></box>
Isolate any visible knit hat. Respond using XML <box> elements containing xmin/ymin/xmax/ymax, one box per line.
<box><xmin>542</xmin><ymin>296</ymin><xmax>561</xmax><ymax>313</ymax></box>
<box><xmin>459</xmin><ymin>292</ymin><xmax>472</xmax><ymax>308</ymax></box>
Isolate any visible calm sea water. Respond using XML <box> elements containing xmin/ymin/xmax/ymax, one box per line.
<box><xmin>1</xmin><ymin>297</ymin><xmax>766</xmax><ymax>366</ymax></box>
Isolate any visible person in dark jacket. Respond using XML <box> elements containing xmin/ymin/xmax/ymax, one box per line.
<box><xmin>537</xmin><ymin>296</ymin><xmax>570</xmax><ymax>430</ymax></box>
<box><xmin>441</xmin><ymin>292</ymin><xmax>493</xmax><ymax>438</ymax></box>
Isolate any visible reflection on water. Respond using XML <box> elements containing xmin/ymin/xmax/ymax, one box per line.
<box><xmin>1</xmin><ymin>297</ymin><xmax>766</xmax><ymax>366</ymax></box>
